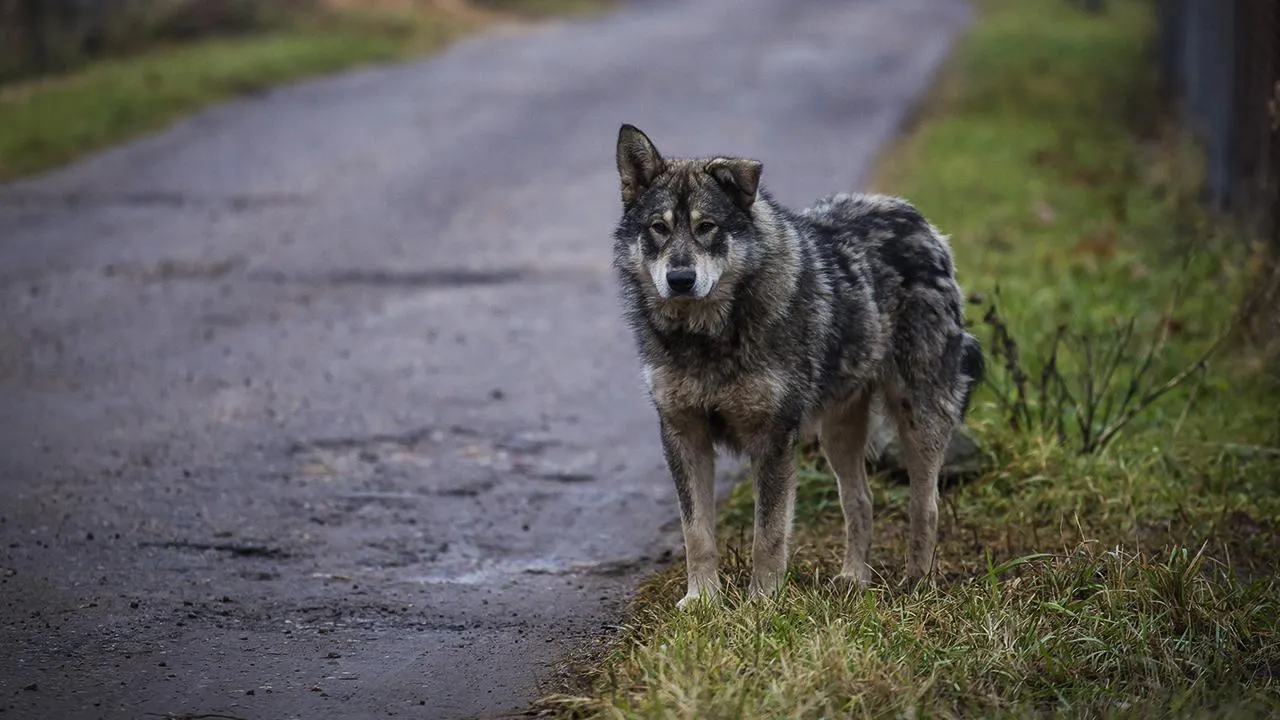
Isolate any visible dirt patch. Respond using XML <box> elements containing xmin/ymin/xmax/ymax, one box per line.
<box><xmin>292</xmin><ymin>425</ymin><xmax>605</xmax><ymax>490</ymax></box>
<box><xmin>106</xmin><ymin>256</ymin><xmax>246</xmax><ymax>283</ymax></box>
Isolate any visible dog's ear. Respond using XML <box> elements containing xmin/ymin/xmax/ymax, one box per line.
<box><xmin>616</xmin><ymin>124</ymin><xmax>666</xmax><ymax>207</ymax></box>
<box><xmin>705</xmin><ymin>157</ymin><xmax>762</xmax><ymax>211</ymax></box>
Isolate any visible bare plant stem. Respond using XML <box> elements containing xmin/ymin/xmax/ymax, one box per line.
<box><xmin>1090</xmin><ymin>328</ymin><xmax>1230</xmax><ymax>452</ymax></box>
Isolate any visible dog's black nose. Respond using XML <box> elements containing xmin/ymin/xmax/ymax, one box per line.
<box><xmin>666</xmin><ymin>268</ymin><xmax>697</xmax><ymax>295</ymax></box>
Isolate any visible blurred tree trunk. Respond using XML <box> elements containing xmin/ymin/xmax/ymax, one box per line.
<box><xmin>23</xmin><ymin>0</ymin><xmax>50</xmax><ymax>72</ymax></box>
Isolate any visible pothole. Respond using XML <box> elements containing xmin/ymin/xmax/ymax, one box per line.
<box><xmin>105</xmin><ymin>255</ymin><xmax>245</xmax><ymax>283</ymax></box>
<box><xmin>291</xmin><ymin>426</ymin><xmax>602</xmax><ymax>490</ymax></box>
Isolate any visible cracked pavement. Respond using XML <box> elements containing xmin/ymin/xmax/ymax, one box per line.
<box><xmin>0</xmin><ymin>1</ymin><xmax>968</xmax><ymax>717</ymax></box>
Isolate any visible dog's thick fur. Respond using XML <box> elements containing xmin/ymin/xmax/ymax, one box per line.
<box><xmin>611</xmin><ymin>125</ymin><xmax>984</xmax><ymax>608</ymax></box>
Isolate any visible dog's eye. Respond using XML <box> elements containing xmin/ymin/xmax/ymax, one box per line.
<box><xmin>649</xmin><ymin>221</ymin><xmax>671</xmax><ymax>236</ymax></box>
<box><xmin>695</xmin><ymin>221</ymin><xmax>717</xmax><ymax>235</ymax></box>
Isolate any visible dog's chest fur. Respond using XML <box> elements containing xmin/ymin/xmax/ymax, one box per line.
<box><xmin>644</xmin><ymin>347</ymin><xmax>789</xmax><ymax>450</ymax></box>
<box><xmin>639</xmin><ymin>280</ymin><xmax>862</xmax><ymax>453</ymax></box>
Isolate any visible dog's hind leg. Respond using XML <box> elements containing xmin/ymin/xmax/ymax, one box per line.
<box><xmin>749</xmin><ymin>429</ymin><xmax>799</xmax><ymax>598</ymax></box>
<box><xmin>819</xmin><ymin>392</ymin><xmax>874</xmax><ymax>586</ymax></box>
<box><xmin>659</xmin><ymin>417</ymin><xmax>720</xmax><ymax>609</ymax></box>
<box><xmin>889</xmin><ymin>391</ymin><xmax>952</xmax><ymax>584</ymax></box>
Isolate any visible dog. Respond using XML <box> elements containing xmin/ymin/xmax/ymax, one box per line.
<box><xmin>611</xmin><ymin>125</ymin><xmax>984</xmax><ymax>608</ymax></box>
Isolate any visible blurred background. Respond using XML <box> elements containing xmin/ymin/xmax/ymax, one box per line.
<box><xmin>2</xmin><ymin>0</ymin><xmax>377</xmax><ymax>81</ymax></box>
<box><xmin>0</xmin><ymin>0</ymin><xmax>605</xmax><ymax>180</ymax></box>
<box><xmin>3</xmin><ymin>0</ymin><xmax>1277</xmax><ymax>248</ymax></box>
<box><xmin>0</xmin><ymin>0</ymin><xmax>589</xmax><ymax>82</ymax></box>
<box><xmin>1156</xmin><ymin>0</ymin><xmax>1278</xmax><ymax>237</ymax></box>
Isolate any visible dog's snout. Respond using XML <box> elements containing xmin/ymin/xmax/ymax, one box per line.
<box><xmin>666</xmin><ymin>268</ymin><xmax>697</xmax><ymax>295</ymax></box>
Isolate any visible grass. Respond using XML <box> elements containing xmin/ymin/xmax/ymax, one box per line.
<box><xmin>476</xmin><ymin>0</ymin><xmax>611</xmax><ymax>17</ymax></box>
<box><xmin>541</xmin><ymin>0</ymin><xmax>1280</xmax><ymax>717</ymax></box>
<box><xmin>0</xmin><ymin>0</ymin><xmax>608</xmax><ymax>182</ymax></box>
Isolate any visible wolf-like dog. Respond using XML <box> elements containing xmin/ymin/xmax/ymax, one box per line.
<box><xmin>611</xmin><ymin>125</ymin><xmax>984</xmax><ymax>608</ymax></box>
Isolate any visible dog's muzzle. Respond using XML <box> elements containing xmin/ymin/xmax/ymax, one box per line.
<box><xmin>666</xmin><ymin>267</ymin><xmax>697</xmax><ymax>296</ymax></box>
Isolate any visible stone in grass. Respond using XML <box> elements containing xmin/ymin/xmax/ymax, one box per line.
<box><xmin>866</xmin><ymin>411</ymin><xmax>986</xmax><ymax>484</ymax></box>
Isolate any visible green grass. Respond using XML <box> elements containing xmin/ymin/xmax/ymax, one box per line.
<box><xmin>0</xmin><ymin>1</ymin><xmax>607</xmax><ymax>182</ymax></box>
<box><xmin>477</xmin><ymin>0</ymin><xmax>612</xmax><ymax>17</ymax></box>
<box><xmin>542</xmin><ymin>0</ymin><xmax>1280</xmax><ymax>717</ymax></box>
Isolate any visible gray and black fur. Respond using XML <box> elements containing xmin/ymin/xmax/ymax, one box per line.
<box><xmin>612</xmin><ymin>125</ymin><xmax>983</xmax><ymax>607</ymax></box>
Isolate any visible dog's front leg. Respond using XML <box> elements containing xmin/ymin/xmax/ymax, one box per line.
<box><xmin>749</xmin><ymin>429</ymin><xmax>798</xmax><ymax>598</ymax></box>
<box><xmin>659</xmin><ymin>416</ymin><xmax>719</xmax><ymax>609</ymax></box>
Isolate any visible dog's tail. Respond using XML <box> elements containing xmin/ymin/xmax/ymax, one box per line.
<box><xmin>957</xmin><ymin>332</ymin><xmax>985</xmax><ymax>419</ymax></box>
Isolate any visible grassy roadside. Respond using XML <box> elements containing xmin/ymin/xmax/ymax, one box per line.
<box><xmin>543</xmin><ymin>0</ymin><xmax>1280</xmax><ymax>716</ymax></box>
<box><xmin>0</xmin><ymin>1</ymin><xmax>606</xmax><ymax>183</ymax></box>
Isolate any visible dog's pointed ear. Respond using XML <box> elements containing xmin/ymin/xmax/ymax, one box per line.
<box><xmin>705</xmin><ymin>157</ymin><xmax>762</xmax><ymax>211</ymax></box>
<box><xmin>617</xmin><ymin>124</ymin><xmax>666</xmax><ymax>206</ymax></box>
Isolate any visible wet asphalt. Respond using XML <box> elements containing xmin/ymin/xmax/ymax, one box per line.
<box><xmin>0</xmin><ymin>1</ymin><xmax>968</xmax><ymax>717</ymax></box>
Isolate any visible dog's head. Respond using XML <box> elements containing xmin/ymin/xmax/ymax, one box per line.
<box><xmin>613</xmin><ymin>124</ymin><xmax>764</xmax><ymax>305</ymax></box>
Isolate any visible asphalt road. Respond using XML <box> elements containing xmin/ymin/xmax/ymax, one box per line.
<box><xmin>0</xmin><ymin>1</ymin><xmax>968</xmax><ymax>717</ymax></box>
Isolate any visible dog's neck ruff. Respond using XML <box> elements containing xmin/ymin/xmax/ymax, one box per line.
<box><xmin>650</xmin><ymin>292</ymin><xmax>734</xmax><ymax>336</ymax></box>
<box><xmin>741</xmin><ymin>196</ymin><xmax>803</xmax><ymax>327</ymax></box>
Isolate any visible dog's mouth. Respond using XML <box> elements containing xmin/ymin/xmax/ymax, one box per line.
<box><xmin>653</xmin><ymin>275</ymin><xmax>727</xmax><ymax>306</ymax></box>
<box><xmin>657</xmin><ymin>283</ymin><xmax>717</xmax><ymax>303</ymax></box>
<box><xmin>663</xmin><ymin>288</ymin><xmax>711</xmax><ymax>301</ymax></box>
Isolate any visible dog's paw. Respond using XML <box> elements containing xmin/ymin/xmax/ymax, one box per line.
<box><xmin>834</xmin><ymin>568</ymin><xmax>875</xmax><ymax>586</ymax></box>
<box><xmin>835</xmin><ymin>565</ymin><xmax>871</xmax><ymax>588</ymax></box>
<box><xmin>747</xmin><ymin>575</ymin><xmax>783</xmax><ymax>601</ymax></box>
<box><xmin>676</xmin><ymin>591</ymin><xmax>716</xmax><ymax>611</ymax></box>
<box><xmin>677</xmin><ymin>575</ymin><xmax>721</xmax><ymax>610</ymax></box>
